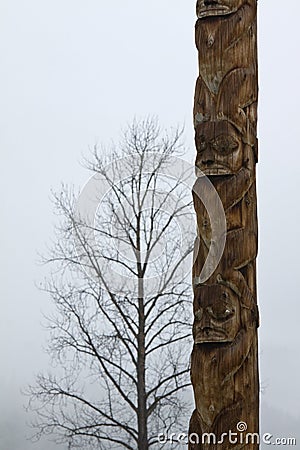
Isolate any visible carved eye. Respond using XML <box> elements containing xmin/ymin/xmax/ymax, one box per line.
<box><xmin>197</xmin><ymin>136</ymin><xmax>207</xmax><ymax>151</ymax></box>
<box><xmin>194</xmin><ymin>309</ymin><xmax>203</xmax><ymax>321</ymax></box>
<box><xmin>212</xmin><ymin>135</ymin><xmax>239</xmax><ymax>154</ymax></box>
<box><xmin>208</xmin><ymin>302</ymin><xmax>234</xmax><ymax>321</ymax></box>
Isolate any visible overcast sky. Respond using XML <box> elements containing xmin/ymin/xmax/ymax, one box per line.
<box><xmin>1</xmin><ymin>1</ymin><xmax>300</xmax><ymax>449</ymax></box>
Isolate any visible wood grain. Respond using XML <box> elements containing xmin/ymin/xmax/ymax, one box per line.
<box><xmin>190</xmin><ymin>1</ymin><xmax>259</xmax><ymax>448</ymax></box>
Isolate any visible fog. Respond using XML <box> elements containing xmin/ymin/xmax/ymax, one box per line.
<box><xmin>0</xmin><ymin>0</ymin><xmax>299</xmax><ymax>448</ymax></box>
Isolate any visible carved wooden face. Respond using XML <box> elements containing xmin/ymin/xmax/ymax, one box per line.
<box><xmin>195</xmin><ymin>121</ymin><xmax>244</xmax><ymax>176</ymax></box>
<box><xmin>196</xmin><ymin>0</ymin><xmax>254</xmax><ymax>19</ymax></box>
<box><xmin>193</xmin><ymin>284</ymin><xmax>241</xmax><ymax>344</ymax></box>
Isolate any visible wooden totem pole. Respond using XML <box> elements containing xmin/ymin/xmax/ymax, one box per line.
<box><xmin>190</xmin><ymin>1</ymin><xmax>259</xmax><ymax>449</ymax></box>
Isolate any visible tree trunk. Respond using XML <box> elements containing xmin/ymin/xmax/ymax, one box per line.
<box><xmin>137</xmin><ymin>210</ymin><xmax>149</xmax><ymax>450</ymax></box>
<box><xmin>190</xmin><ymin>1</ymin><xmax>259</xmax><ymax>449</ymax></box>
<box><xmin>137</xmin><ymin>290</ymin><xmax>148</xmax><ymax>450</ymax></box>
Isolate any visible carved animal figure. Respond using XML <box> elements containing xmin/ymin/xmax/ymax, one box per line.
<box><xmin>196</xmin><ymin>0</ymin><xmax>256</xmax><ymax>19</ymax></box>
<box><xmin>192</xmin><ymin>121</ymin><xmax>257</xmax><ymax>286</ymax></box>
<box><xmin>189</xmin><ymin>273</ymin><xmax>258</xmax><ymax>449</ymax></box>
<box><xmin>194</xmin><ymin>0</ymin><xmax>257</xmax><ymax>145</ymax></box>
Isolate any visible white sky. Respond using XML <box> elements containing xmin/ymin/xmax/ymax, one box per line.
<box><xmin>0</xmin><ymin>1</ymin><xmax>300</xmax><ymax>448</ymax></box>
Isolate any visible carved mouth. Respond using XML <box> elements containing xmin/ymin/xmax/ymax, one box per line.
<box><xmin>195</xmin><ymin>328</ymin><xmax>228</xmax><ymax>343</ymax></box>
<box><xmin>196</xmin><ymin>167</ymin><xmax>233</xmax><ymax>176</ymax></box>
<box><xmin>197</xmin><ymin>6</ymin><xmax>237</xmax><ymax>18</ymax></box>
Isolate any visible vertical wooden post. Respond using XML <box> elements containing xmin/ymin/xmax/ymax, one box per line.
<box><xmin>190</xmin><ymin>1</ymin><xmax>259</xmax><ymax>449</ymax></box>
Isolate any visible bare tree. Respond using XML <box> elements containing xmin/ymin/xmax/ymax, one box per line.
<box><xmin>27</xmin><ymin>119</ymin><xmax>194</xmax><ymax>450</ymax></box>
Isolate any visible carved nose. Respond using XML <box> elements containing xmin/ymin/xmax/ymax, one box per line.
<box><xmin>201</xmin><ymin>148</ymin><xmax>215</xmax><ymax>166</ymax></box>
<box><xmin>200</xmin><ymin>312</ymin><xmax>211</xmax><ymax>330</ymax></box>
<box><xmin>202</xmin><ymin>157</ymin><xmax>214</xmax><ymax>166</ymax></box>
<box><xmin>202</xmin><ymin>327</ymin><xmax>212</xmax><ymax>336</ymax></box>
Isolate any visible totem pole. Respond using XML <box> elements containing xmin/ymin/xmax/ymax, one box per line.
<box><xmin>190</xmin><ymin>1</ymin><xmax>259</xmax><ymax>449</ymax></box>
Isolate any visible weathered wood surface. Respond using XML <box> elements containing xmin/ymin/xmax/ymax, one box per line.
<box><xmin>190</xmin><ymin>1</ymin><xmax>259</xmax><ymax>448</ymax></box>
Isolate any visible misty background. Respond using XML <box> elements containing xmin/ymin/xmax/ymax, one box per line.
<box><xmin>0</xmin><ymin>0</ymin><xmax>299</xmax><ymax>448</ymax></box>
